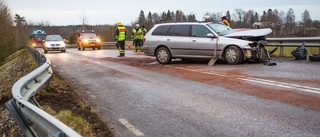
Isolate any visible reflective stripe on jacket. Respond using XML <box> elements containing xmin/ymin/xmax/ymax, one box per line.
<box><xmin>116</xmin><ymin>26</ymin><xmax>126</xmax><ymax>41</ymax></box>
<box><xmin>132</xmin><ymin>29</ymin><xmax>143</xmax><ymax>40</ymax></box>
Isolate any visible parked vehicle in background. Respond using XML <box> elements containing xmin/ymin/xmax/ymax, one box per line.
<box><xmin>143</xmin><ymin>22</ymin><xmax>272</xmax><ymax>65</ymax></box>
<box><xmin>43</xmin><ymin>35</ymin><xmax>66</xmax><ymax>53</ymax></box>
<box><xmin>30</xmin><ymin>30</ymin><xmax>47</xmax><ymax>48</ymax></box>
<box><xmin>77</xmin><ymin>30</ymin><xmax>101</xmax><ymax>50</ymax></box>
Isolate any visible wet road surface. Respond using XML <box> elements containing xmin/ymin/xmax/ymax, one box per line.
<box><xmin>43</xmin><ymin>48</ymin><xmax>320</xmax><ymax>137</ymax></box>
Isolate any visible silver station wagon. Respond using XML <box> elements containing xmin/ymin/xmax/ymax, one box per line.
<box><xmin>143</xmin><ymin>22</ymin><xmax>272</xmax><ymax>65</ymax></box>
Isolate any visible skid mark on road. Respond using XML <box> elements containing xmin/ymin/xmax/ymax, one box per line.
<box><xmin>119</xmin><ymin>119</ymin><xmax>144</xmax><ymax>136</ymax></box>
<box><xmin>169</xmin><ymin>66</ymin><xmax>320</xmax><ymax>95</ymax></box>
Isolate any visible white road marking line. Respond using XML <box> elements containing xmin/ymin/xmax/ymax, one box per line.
<box><xmin>118</xmin><ymin>119</ymin><xmax>144</xmax><ymax>136</ymax></box>
<box><xmin>246</xmin><ymin>77</ymin><xmax>320</xmax><ymax>91</ymax></box>
<box><xmin>172</xmin><ymin>66</ymin><xmax>320</xmax><ymax>94</ymax></box>
<box><xmin>238</xmin><ymin>78</ymin><xmax>320</xmax><ymax>94</ymax></box>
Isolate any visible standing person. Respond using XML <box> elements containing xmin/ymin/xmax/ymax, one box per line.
<box><xmin>220</xmin><ymin>12</ymin><xmax>230</xmax><ymax>27</ymax></box>
<box><xmin>141</xmin><ymin>25</ymin><xmax>147</xmax><ymax>52</ymax></box>
<box><xmin>204</xmin><ymin>15</ymin><xmax>210</xmax><ymax>22</ymax></box>
<box><xmin>115</xmin><ymin>21</ymin><xmax>127</xmax><ymax>57</ymax></box>
<box><xmin>132</xmin><ymin>24</ymin><xmax>143</xmax><ymax>52</ymax></box>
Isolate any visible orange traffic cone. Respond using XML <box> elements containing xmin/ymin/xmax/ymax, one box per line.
<box><xmin>127</xmin><ymin>44</ymin><xmax>131</xmax><ymax>49</ymax></box>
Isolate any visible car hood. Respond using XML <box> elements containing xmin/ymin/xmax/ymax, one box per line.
<box><xmin>219</xmin><ymin>37</ymin><xmax>252</xmax><ymax>49</ymax></box>
<box><xmin>224</xmin><ymin>28</ymin><xmax>272</xmax><ymax>37</ymax></box>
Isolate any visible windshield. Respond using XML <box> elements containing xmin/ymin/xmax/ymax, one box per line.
<box><xmin>46</xmin><ymin>35</ymin><xmax>63</xmax><ymax>41</ymax></box>
<box><xmin>34</xmin><ymin>34</ymin><xmax>46</xmax><ymax>40</ymax></box>
<box><xmin>82</xmin><ymin>33</ymin><xmax>97</xmax><ymax>38</ymax></box>
<box><xmin>207</xmin><ymin>23</ymin><xmax>234</xmax><ymax>36</ymax></box>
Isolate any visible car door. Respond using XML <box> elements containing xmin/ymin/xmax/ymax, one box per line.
<box><xmin>190</xmin><ymin>25</ymin><xmax>219</xmax><ymax>57</ymax></box>
<box><xmin>165</xmin><ymin>25</ymin><xmax>191</xmax><ymax>57</ymax></box>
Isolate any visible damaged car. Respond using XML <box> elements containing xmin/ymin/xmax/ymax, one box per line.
<box><xmin>143</xmin><ymin>22</ymin><xmax>274</xmax><ymax>65</ymax></box>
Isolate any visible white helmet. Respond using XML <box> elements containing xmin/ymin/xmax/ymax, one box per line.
<box><xmin>135</xmin><ymin>24</ymin><xmax>140</xmax><ymax>27</ymax></box>
<box><xmin>220</xmin><ymin>12</ymin><xmax>226</xmax><ymax>18</ymax></box>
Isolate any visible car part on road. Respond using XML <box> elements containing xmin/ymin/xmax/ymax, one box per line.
<box><xmin>208</xmin><ymin>36</ymin><xmax>219</xmax><ymax>66</ymax></box>
<box><xmin>291</xmin><ymin>43</ymin><xmax>308</xmax><ymax>60</ymax></box>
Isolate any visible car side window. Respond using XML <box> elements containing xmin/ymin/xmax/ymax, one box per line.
<box><xmin>192</xmin><ymin>25</ymin><xmax>211</xmax><ymax>38</ymax></box>
<box><xmin>173</xmin><ymin>25</ymin><xmax>190</xmax><ymax>37</ymax></box>
<box><xmin>166</xmin><ymin>25</ymin><xmax>175</xmax><ymax>36</ymax></box>
<box><xmin>151</xmin><ymin>25</ymin><xmax>171</xmax><ymax>36</ymax></box>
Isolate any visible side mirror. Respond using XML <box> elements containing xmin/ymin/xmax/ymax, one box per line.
<box><xmin>206</xmin><ymin>33</ymin><xmax>215</xmax><ymax>38</ymax></box>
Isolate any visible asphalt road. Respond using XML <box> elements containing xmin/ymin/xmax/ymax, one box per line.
<box><xmin>43</xmin><ymin>48</ymin><xmax>320</xmax><ymax>137</ymax></box>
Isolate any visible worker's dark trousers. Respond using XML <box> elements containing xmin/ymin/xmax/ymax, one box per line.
<box><xmin>133</xmin><ymin>39</ymin><xmax>142</xmax><ymax>51</ymax></box>
<box><xmin>117</xmin><ymin>41</ymin><xmax>125</xmax><ymax>56</ymax></box>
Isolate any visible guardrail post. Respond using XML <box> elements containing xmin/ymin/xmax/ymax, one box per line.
<box><xmin>280</xmin><ymin>46</ymin><xmax>284</xmax><ymax>57</ymax></box>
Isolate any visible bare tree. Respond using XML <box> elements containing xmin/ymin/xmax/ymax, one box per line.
<box><xmin>285</xmin><ymin>8</ymin><xmax>295</xmax><ymax>36</ymax></box>
<box><xmin>233</xmin><ymin>9</ymin><xmax>245</xmax><ymax>27</ymax></box>
<box><xmin>80</xmin><ymin>9</ymin><xmax>89</xmax><ymax>30</ymax></box>
<box><xmin>301</xmin><ymin>9</ymin><xmax>313</xmax><ymax>36</ymax></box>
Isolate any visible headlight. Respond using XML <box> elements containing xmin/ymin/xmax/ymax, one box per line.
<box><xmin>32</xmin><ymin>43</ymin><xmax>36</xmax><ymax>46</ymax></box>
<box><xmin>96</xmin><ymin>39</ymin><xmax>101</xmax><ymax>42</ymax></box>
<box><xmin>45</xmin><ymin>43</ymin><xmax>50</xmax><ymax>47</ymax></box>
<box><xmin>84</xmin><ymin>39</ymin><xmax>89</xmax><ymax>43</ymax></box>
<box><xmin>61</xmin><ymin>43</ymin><xmax>66</xmax><ymax>47</ymax></box>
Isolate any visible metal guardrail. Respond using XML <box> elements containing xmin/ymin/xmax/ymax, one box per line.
<box><xmin>266</xmin><ymin>37</ymin><xmax>320</xmax><ymax>57</ymax></box>
<box><xmin>101</xmin><ymin>42</ymin><xmax>117</xmax><ymax>46</ymax></box>
<box><xmin>5</xmin><ymin>46</ymin><xmax>81</xmax><ymax>137</ymax></box>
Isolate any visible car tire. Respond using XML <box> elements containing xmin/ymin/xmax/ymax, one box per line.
<box><xmin>82</xmin><ymin>47</ymin><xmax>85</xmax><ymax>50</ymax></box>
<box><xmin>156</xmin><ymin>47</ymin><xmax>171</xmax><ymax>64</ymax></box>
<box><xmin>44</xmin><ymin>49</ymin><xmax>48</xmax><ymax>53</ymax></box>
<box><xmin>224</xmin><ymin>46</ymin><xmax>243</xmax><ymax>65</ymax></box>
<box><xmin>98</xmin><ymin>47</ymin><xmax>101</xmax><ymax>50</ymax></box>
<box><xmin>62</xmin><ymin>49</ymin><xmax>66</xmax><ymax>53</ymax></box>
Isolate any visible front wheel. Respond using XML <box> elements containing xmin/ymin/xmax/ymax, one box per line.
<box><xmin>156</xmin><ymin>47</ymin><xmax>171</xmax><ymax>64</ymax></box>
<box><xmin>224</xmin><ymin>46</ymin><xmax>243</xmax><ymax>65</ymax></box>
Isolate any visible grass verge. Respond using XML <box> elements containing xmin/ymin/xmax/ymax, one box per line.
<box><xmin>0</xmin><ymin>48</ymin><xmax>114</xmax><ymax>136</ymax></box>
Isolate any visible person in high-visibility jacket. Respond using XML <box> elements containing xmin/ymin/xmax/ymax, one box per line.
<box><xmin>132</xmin><ymin>24</ymin><xmax>143</xmax><ymax>52</ymax></box>
<box><xmin>141</xmin><ymin>25</ymin><xmax>147</xmax><ymax>52</ymax></box>
<box><xmin>220</xmin><ymin>12</ymin><xmax>230</xmax><ymax>27</ymax></box>
<box><xmin>115</xmin><ymin>22</ymin><xmax>127</xmax><ymax>57</ymax></box>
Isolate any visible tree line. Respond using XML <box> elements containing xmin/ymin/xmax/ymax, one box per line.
<box><xmin>1</xmin><ymin>0</ymin><xmax>320</xmax><ymax>64</ymax></box>
<box><xmin>135</xmin><ymin>9</ymin><xmax>319</xmax><ymax>37</ymax></box>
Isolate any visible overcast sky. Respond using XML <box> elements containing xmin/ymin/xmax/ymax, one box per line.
<box><xmin>5</xmin><ymin>0</ymin><xmax>320</xmax><ymax>26</ymax></box>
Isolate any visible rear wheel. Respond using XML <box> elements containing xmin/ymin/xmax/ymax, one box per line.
<box><xmin>92</xmin><ymin>48</ymin><xmax>95</xmax><ymax>50</ymax></box>
<box><xmin>224</xmin><ymin>46</ymin><xmax>243</xmax><ymax>65</ymax></box>
<box><xmin>156</xmin><ymin>47</ymin><xmax>171</xmax><ymax>64</ymax></box>
<box><xmin>44</xmin><ymin>49</ymin><xmax>48</xmax><ymax>53</ymax></box>
<box><xmin>82</xmin><ymin>47</ymin><xmax>85</xmax><ymax>50</ymax></box>
<box><xmin>97</xmin><ymin>47</ymin><xmax>101</xmax><ymax>50</ymax></box>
